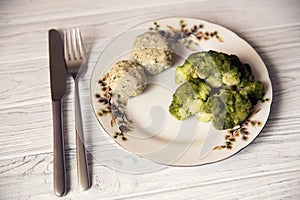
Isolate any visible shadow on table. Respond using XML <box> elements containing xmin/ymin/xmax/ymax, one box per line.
<box><xmin>247</xmin><ymin>43</ymin><xmax>282</xmax><ymax>145</ymax></box>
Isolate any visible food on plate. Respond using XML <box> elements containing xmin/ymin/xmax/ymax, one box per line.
<box><xmin>175</xmin><ymin>50</ymin><xmax>255</xmax><ymax>88</ymax></box>
<box><xmin>132</xmin><ymin>31</ymin><xmax>174</xmax><ymax>75</ymax></box>
<box><xmin>169</xmin><ymin>50</ymin><xmax>265</xmax><ymax>130</ymax></box>
<box><xmin>169</xmin><ymin>78</ymin><xmax>210</xmax><ymax>120</ymax></box>
<box><xmin>107</xmin><ymin>31</ymin><xmax>174</xmax><ymax>99</ymax></box>
<box><xmin>108</xmin><ymin>60</ymin><xmax>147</xmax><ymax>99</ymax></box>
<box><xmin>239</xmin><ymin>81</ymin><xmax>265</xmax><ymax>104</ymax></box>
<box><xmin>210</xmin><ymin>90</ymin><xmax>252</xmax><ymax>130</ymax></box>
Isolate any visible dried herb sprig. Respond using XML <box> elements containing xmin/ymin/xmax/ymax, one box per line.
<box><xmin>149</xmin><ymin>19</ymin><xmax>223</xmax><ymax>50</ymax></box>
<box><xmin>95</xmin><ymin>73</ymin><xmax>133</xmax><ymax>141</ymax></box>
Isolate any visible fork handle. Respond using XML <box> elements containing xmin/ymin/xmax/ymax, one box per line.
<box><xmin>52</xmin><ymin>100</ymin><xmax>67</xmax><ymax>197</ymax></box>
<box><xmin>75</xmin><ymin>81</ymin><xmax>90</xmax><ymax>191</ymax></box>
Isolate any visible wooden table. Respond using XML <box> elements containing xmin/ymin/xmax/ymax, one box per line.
<box><xmin>1</xmin><ymin>0</ymin><xmax>299</xmax><ymax>199</ymax></box>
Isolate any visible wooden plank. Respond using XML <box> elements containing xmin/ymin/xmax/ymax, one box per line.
<box><xmin>0</xmin><ymin>142</ymin><xmax>299</xmax><ymax>199</ymax></box>
<box><xmin>1</xmin><ymin>0</ymin><xmax>299</xmax><ymax>64</ymax></box>
<box><xmin>0</xmin><ymin>0</ymin><xmax>300</xmax><ymax>199</ymax></box>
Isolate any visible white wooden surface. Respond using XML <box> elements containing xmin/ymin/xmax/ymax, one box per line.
<box><xmin>1</xmin><ymin>0</ymin><xmax>300</xmax><ymax>199</ymax></box>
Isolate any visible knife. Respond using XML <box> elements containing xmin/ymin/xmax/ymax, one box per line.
<box><xmin>49</xmin><ymin>29</ymin><xmax>67</xmax><ymax>197</ymax></box>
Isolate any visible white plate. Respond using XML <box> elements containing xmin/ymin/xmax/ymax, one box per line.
<box><xmin>90</xmin><ymin>18</ymin><xmax>272</xmax><ymax>166</ymax></box>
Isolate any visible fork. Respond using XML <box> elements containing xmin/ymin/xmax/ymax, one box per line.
<box><xmin>64</xmin><ymin>28</ymin><xmax>90</xmax><ymax>191</ymax></box>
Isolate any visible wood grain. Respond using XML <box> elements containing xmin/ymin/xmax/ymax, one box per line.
<box><xmin>0</xmin><ymin>0</ymin><xmax>300</xmax><ymax>199</ymax></box>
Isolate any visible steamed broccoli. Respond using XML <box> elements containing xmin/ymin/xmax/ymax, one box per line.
<box><xmin>189</xmin><ymin>52</ymin><xmax>214</xmax><ymax>79</ymax></box>
<box><xmin>175</xmin><ymin>50</ymin><xmax>254</xmax><ymax>88</ymax></box>
<box><xmin>240</xmin><ymin>81</ymin><xmax>264</xmax><ymax>104</ymax></box>
<box><xmin>211</xmin><ymin>90</ymin><xmax>252</xmax><ymax>130</ymax></box>
<box><xmin>170</xmin><ymin>50</ymin><xmax>265</xmax><ymax>130</ymax></box>
<box><xmin>169</xmin><ymin>78</ymin><xmax>210</xmax><ymax>120</ymax></box>
<box><xmin>197</xmin><ymin>97</ymin><xmax>213</xmax><ymax>122</ymax></box>
<box><xmin>175</xmin><ymin>51</ymin><xmax>218</xmax><ymax>83</ymax></box>
<box><xmin>206</xmin><ymin>74</ymin><xmax>222</xmax><ymax>88</ymax></box>
<box><xmin>188</xmin><ymin>78</ymin><xmax>211</xmax><ymax>100</ymax></box>
<box><xmin>222</xmin><ymin>68</ymin><xmax>241</xmax><ymax>86</ymax></box>
<box><xmin>175</xmin><ymin>61</ymin><xmax>192</xmax><ymax>84</ymax></box>
<box><xmin>237</xmin><ymin>64</ymin><xmax>254</xmax><ymax>88</ymax></box>
<box><xmin>196</xmin><ymin>112</ymin><xmax>213</xmax><ymax>122</ymax></box>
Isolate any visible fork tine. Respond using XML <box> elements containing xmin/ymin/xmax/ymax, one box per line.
<box><xmin>70</xmin><ymin>28</ymin><xmax>79</xmax><ymax>60</ymax></box>
<box><xmin>64</xmin><ymin>28</ymin><xmax>85</xmax><ymax>61</ymax></box>
<box><xmin>64</xmin><ymin>29</ymin><xmax>75</xmax><ymax>61</ymax></box>
<box><xmin>76</xmin><ymin>28</ymin><xmax>85</xmax><ymax>59</ymax></box>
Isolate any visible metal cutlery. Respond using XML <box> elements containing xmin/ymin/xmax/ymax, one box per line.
<box><xmin>64</xmin><ymin>28</ymin><xmax>90</xmax><ymax>191</ymax></box>
<box><xmin>48</xmin><ymin>29</ymin><xmax>67</xmax><ymax>197</ymax></box>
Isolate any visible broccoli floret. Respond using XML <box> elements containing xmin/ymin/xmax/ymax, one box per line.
<box><xmin>199</xmin><ymin>96</ymin><xmax>212</xmax><ymax>113</ymax></box>
<box><xmin>186</xmin><ymin>52</ymin><xmax>217</xmax><ymax>80</ymax></box>
<box><xmin>222</xmin><ymin>68</ymin><xmax>241</xmax><ymax>86</ymax></box>
<box><xmin>175</xmin><ymin>61</ymin><xmax>192</xmax><ymax>84</ymax></box>
<box><xmin>206</xmin><ymin>74</ymin><xmax>222</xmax><ymax>88</ymax></box>
<box><xmin>219</xmin><ymin>54</ymin><xmax>245</xmax><ymax>86</ymax></box>
<box><xmin>169</xmin><ymin>79</ymin><xmax>210</xmax><ymax>120</ymax></box>
<box><xmin>182</xmin><ymin>51</ymin><xmax>252</xmax><ymax>88</ymax></box>
<box><xmin>237</xmin><ymin>64</ymin><xmax>254</xmax><ymax>88</ymax></box>
<box><xmin>170</xmin><ymin>50</ymin><xmax>265</xmax><ymax>130</ymax></box>
<box><xmin>196</xmin><ymin>112</ymin><xmax>213</xmax><ymax>122</ymax></box>
<box><xmin>240</xmin><ymin>81</ymin><xmax>265</xmax><ymax>104</ymax></box>
<box><xmin>197</xmin><ymin>97</ymin><xmax>213</xmax><ymax>122</ymax></box>
<box><xmin>188</xmin><ymin>78</ymin><xmax>211</xmax><ymax>100</ymax></box>
<box><xmin>169</xmin><ymin>83</ymin><xmax>200</xmax><ymax>120</ymax></box>
<box><xmin>211</xmin><ymin>90</ymin><xmax>252</xmax><ymax>130</ymax></box>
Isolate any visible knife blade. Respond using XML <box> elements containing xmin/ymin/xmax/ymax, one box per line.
<box><xmin>49</xmin><ymin>29</ymin><xmax>67</xmax><ymax>100</ymax></box>
<box><xmin>49</xmin><ymin>29</ymin><xmax>67</xmax><ymax>197</ymax></box>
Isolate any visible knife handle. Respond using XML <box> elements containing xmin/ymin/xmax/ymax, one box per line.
<box><xmin>52</xmin><ymin>100</ymin><xmax>67</xmax><ymax>197</ymax></box>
